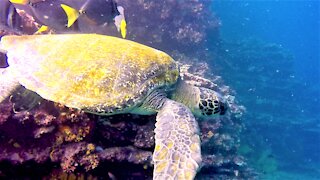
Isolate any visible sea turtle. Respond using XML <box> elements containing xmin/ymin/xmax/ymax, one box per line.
<box><xmin>0</xmin><ymin>34</ymin><xmax>226</xmax><ymax>180</ymax></box>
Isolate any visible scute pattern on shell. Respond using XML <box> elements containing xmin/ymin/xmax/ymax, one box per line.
<box><xmin>1</xmin><ymin>34</ymin><xmax>179</xmax><ymax>114</ymax></box>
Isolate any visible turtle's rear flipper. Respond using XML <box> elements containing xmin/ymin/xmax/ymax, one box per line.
<box><xmin>0</xmin><ymin>69</ymin><xmax>42</xmax><ymax>112</ymax></box>
<box><xmin>10</xmin><ymin>85</ymin><xmax>43</xmax><ymax>112</ymax></box>
<box><xmin>154</xmin><ymin>99</ymin><xmax>202</xmax><ymax>180</ymax></box>
<box><xmin>0</xmin><ymin>69</ymin><xmax>20</xmax><ymax>103</ymax></box>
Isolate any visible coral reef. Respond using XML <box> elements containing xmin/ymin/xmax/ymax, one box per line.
<box><xmin>118</xmin><ymin>0</ymin><xmax>221</xmax><ymax>57</ymax></box>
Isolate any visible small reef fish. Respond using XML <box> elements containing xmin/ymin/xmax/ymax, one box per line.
<box><xmin>7</xmin><ymin>0</ymin><xmax>127</xmax><ymax>37</ymax></box>
<box><xmin>0</xmin><ymin>0</ymin><xmax>23</xmax><ymax>34</ymax></box>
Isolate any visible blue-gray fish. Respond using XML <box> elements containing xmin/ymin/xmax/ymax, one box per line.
<box><xmin>8</xmin><ymin>0</ymin><xmax>126</xmax><ymax>37</ymax></box>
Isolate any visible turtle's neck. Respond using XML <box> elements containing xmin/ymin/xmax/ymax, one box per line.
<box><xmin>170</xmin><ymin>79</ymin><xmax>200</xmax><ymax>113</ymax></box>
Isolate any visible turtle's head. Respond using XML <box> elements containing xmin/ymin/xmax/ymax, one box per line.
<box><xmin>170</xmin><ymin>80</ymin><xmax>227</xmax><ymax>119</ymax></box>
<box><xmin>195</xmin><ymin>87</ymin><xmax>227</xmax><ymax>118</ymax></box>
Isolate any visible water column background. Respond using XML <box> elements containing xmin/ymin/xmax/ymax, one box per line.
<box><xmin>212</xmin><ymin>0</ymin><xmax>320</xmax><ymax>178</ymax></box>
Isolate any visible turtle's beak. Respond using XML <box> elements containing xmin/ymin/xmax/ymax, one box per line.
<box><xmin>219</xmin><ymin>101</ymin><xmax>227</xmax><ymax>115</ymax></box>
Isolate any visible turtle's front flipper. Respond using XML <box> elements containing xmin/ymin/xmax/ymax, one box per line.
<box><xmin>154</xmin><ymin>99</ymin><xmax>201</xmax><ymax>180</ymax></box>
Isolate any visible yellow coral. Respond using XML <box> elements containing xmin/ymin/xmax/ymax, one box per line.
<box><xmin>86</xmin><ymin>143</ymin><xmax>95</xmax><ymax>155</ymax></box>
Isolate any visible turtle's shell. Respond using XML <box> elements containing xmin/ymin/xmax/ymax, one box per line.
<box><xmin>1</xmin><ymin>34</ymin><xmax>179</xmax><ymax>114</ymax></box>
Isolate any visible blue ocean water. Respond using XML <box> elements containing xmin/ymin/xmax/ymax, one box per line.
<box><xmin>214</xmin><ymin>0</ymin><xmax>319</xmax><ymax>83</ymax></box>
<box><xmin>212</xmin><ymin>0</ymin><xmax>320</xmax><ymax>179</ymax></box>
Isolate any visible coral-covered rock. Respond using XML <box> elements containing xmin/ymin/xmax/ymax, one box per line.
<box><xmin>118</xmin><ymin>0</ymin><xmax>220</xmax><ymax>56</ymax></box>
<box><xmin>0</xmin><ymin>97</ymin><xmax>94</xmax><ymax>165</ymax></box>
